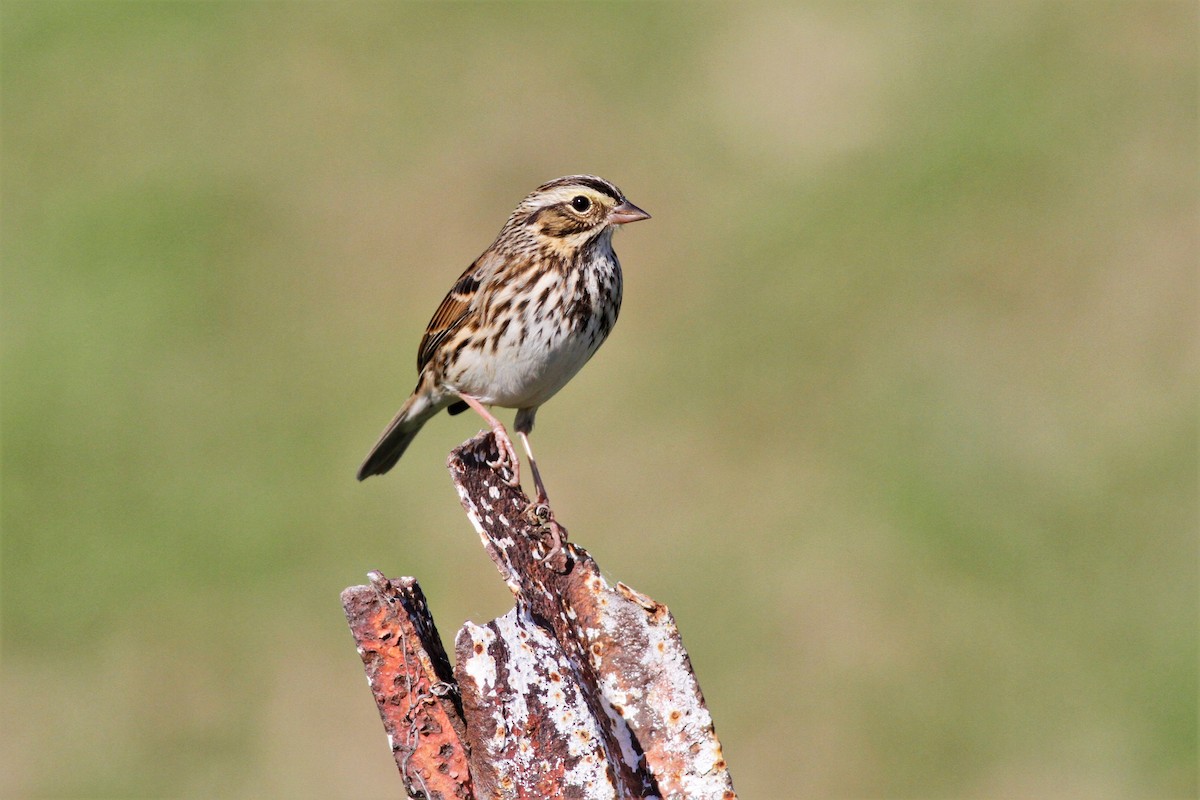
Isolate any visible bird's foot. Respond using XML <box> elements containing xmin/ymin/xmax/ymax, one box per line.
<box><xmin>527</xmin><ymin>498</ymin><xmax>569</xmax><ymax>571</ymax></box>
<box><xmin>485</xmin><ymin>429</ymin><xmax>521</xmax><ymax>487</ymax></box>
<box><xmin>458</xmin><ymin>394</ymin><xmax>522</xmax><ymax>487</ymax></box>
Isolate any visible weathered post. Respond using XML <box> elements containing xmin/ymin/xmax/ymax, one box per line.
<box><xmin>343</xmin><ymin>432</ymin><xmax>736</xmax><ymax>799</ymax></box>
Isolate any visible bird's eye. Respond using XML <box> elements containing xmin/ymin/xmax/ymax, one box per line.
<box><xmin>570</xmin><ymin>195</ymin><xmax>591</xmax><ymax>212</ymax></box>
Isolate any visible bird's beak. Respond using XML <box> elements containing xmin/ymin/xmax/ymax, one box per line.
<box><xmin>609</xmin><ymin>201</ymin><xmax>651</xmax><ymax>225</ymax></box>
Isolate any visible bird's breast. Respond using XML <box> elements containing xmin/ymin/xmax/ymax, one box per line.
<box><xmin>445</xmin><ymin>250</ymin><xmax>622</xmax><ymax>409</ymax></box>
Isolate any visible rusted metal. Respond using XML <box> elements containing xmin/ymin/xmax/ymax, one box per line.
<box><xmin>342</xmin><ymin>574</ymin><xmax>473</xmax><ymax>799</ymax></box>
<box><xmin>448</xmin><ymin>433</ymin><xmax>736</xmax><ymax>800</ymax></box>
<box><xmin>344</xmin><ymin>431</ymin><xmax>736</xmax><ymax>799</ymax></box>
<box><xmin>455</xmin><ymin>612</ymin><xmax>619</xmax><ymax>799</ymax></box>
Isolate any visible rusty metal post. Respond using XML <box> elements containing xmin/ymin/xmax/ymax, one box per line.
<box><xmin>342</xmin><ymin>573</ymin><xmax>473</xmax><ymax>799</ymax></box>
<box><xmin>343</xmin><ymin>432</ymin><xmax>736</xmax><ymax>799</ymax></box>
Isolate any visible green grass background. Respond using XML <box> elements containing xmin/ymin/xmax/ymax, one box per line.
<box><xmin>2</xmin><ymin>2</ymin><xmax>1195</xmax><ymax>797</ymax></box>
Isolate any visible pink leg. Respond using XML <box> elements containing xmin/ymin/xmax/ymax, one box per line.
<box><xmin>459</xmin><ymin>394</ymin><xmax>520</xmax><ymax>486</ymax></box>
<box><xmin>517</xmin><ymin>431</ymin><xmax>566</xmax><ymax>561</ymax></box>
<box><xmin>517</xmin><ymin>431</ymin><xmax>551</xmax><ymax>503</ymax></box>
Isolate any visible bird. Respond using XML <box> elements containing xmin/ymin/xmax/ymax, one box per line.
<box><xmin>357</xmin><ymin>175</ymin><xmax>650</xmax><ymax>545</ymax></box>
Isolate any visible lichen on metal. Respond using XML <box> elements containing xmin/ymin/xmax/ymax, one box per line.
<box><xmin>456</xmin><ymin>609</ymin><xmax>619</xmax><ymax>798</ymax></box>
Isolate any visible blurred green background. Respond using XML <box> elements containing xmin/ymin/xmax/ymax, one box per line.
<box><xmin>3</xmin><ymin>2</ymin><xmax>1195</xmax><ymax>797</ymax></box>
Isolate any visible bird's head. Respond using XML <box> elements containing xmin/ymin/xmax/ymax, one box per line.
<box><xmin>503</xmin><ymin>175</ymin><xmax>650</xmax><ymax>256</ymax></box>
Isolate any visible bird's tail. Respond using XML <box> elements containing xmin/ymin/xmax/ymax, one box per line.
<box><xmin>356</xmin><ymin>389</ymin><xmax>447</xmax><ymax>480</ymax></box>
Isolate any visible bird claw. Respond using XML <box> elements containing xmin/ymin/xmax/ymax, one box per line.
<box><xmin>487</xmin><ymin>456</ymin><xmax>519</xmax><ymax>486</ymax></box>
<box><xmin>527</xmin><ymin>500</ymin><xmax>569</xmax><ymax>569</ymax></box>
<box><xmin>485</xmin><ymin>433</ymin><xmax>521</xmax><ymax>487</ymax></box>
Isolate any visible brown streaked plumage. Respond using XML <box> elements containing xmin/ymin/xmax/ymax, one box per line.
<box><xmin>357</xmin><ymin>175</ymin><xmax>649</xmax><ymax>548</ymax></box>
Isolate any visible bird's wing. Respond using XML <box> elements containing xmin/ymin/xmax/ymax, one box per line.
<box><xmin>416</xmin><ymin>260</ymin><xmax>483</xmax><ymax>373</ymax></box>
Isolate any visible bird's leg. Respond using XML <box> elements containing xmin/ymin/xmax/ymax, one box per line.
<box><xmin>516</xmin><ymin>428</ymin><xmax>567</xmax><ymax>562</ymax></box>
<box><xmin>459</xmin><ymin>394</ymin><xmax>520</xmax><ymax>487</ymax></box>
<box><xmin>517</xmin><ymin>431</ymin><xmax>551</xmax><ymax>505</ymax></box>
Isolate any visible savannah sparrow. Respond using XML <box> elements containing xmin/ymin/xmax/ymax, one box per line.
<box><xmin>357</xmin><ymin>175</ymin><xmax>650</xmax><ymax>536</ymax></box>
